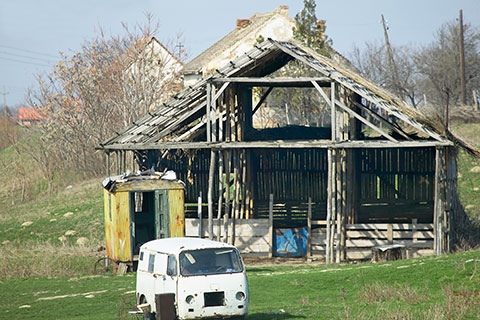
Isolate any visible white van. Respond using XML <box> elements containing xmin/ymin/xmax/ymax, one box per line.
<box><xmin>136</xmin><ymin>238</ymin><xmax>248</xmax><ymax>319</ymax></box>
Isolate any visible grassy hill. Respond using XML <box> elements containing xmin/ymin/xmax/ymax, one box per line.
<box><xmin>1</xmin><ymin>250</ymin><xmax>480</xmax><ymax>319</ymax></box>
<box><xmin>1</xmin><ymin>123</ymin><xmax>480</xmax><ymax>278</ymax></box>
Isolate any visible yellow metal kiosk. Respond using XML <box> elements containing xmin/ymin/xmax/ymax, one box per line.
<box><xmin>103</xmin><ymin>173</ymin><xmax>185</xmax><ymax>268</ymax></box>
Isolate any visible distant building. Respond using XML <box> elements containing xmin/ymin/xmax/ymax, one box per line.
<box><xmin>184</xmin><ymin>6</ymin><xmax>294</xmax><ymax>86</ymax></box>
<box><xmin>122</xmin><ymin>36</ymin><xmax>184</xmax><ymax>111</ymax></box>
<box><xmin>16</xmin><ymin>107</ymin><xmax>44</xmax><ymax>126</ymax></box>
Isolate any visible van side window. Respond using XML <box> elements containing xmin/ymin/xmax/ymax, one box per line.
<box><xmin>148</xmin><ymin>253</ymin><xmax>155</xmax><ymax>272</ymax></box>
<box><xmin>167</xmin><ymin>255</ymin><xmax>177</xmax><ymax>276</ymax></box>
<box><xmin>139</xmin><ymin>251</ymin><xmax>144</xmax><ymax>261</ymax></box>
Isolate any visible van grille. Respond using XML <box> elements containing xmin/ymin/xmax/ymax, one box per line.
<box><xmin>204</xmin><ymin>292</ymin><xmax>225</xmax><ymax>307</ymax></box>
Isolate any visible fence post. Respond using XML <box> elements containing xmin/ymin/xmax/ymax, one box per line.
<box><xmin>307</xmin><ymin>197</ymin><xmax>312</xmax><ymax>260</ymax></box>
<box><xmin>269</xmin><ymin>193</ymin><xmax>274</xmax><ymax>258</ymax></box>
<box><xmin>198</xmin><ymin>192</ymin><xmax>202</xmax><ymax>238</ymax></box>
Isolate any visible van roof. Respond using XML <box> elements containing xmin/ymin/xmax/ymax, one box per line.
<box><xmin>140</xmin><ymin>237</ymin><xmax>236</xmax><ymax>254</ymax></box>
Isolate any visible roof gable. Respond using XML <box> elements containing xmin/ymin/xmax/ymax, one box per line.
<box><xmin>185</xmin><ymin>6</ymin><xmax>294</xmax><ymax>76</ymax></box>
<box><xmin>99</xmin><ymin>39</ymin><xmax>480</xmax><ymax>158</ymax></box>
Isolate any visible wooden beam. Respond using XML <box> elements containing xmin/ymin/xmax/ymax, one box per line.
<box><xmin>335</xmin><ymin>98</ymin><xmax>398</xmax><ymax>142</ymax></box>
<box><xmin>312</xmin><ymin>81</ymin><xmax>398</xmax><ymax>143</ymax></box>
<box><xmin>101</xmin><ymin>139</ymin><xmax>453</xmax><ymax>151</ymax></box>
<box><xmin>212</xmin><ymin>77</ymin><xmax>331</xmax><ymax>87</ymax></box>
<box><xmin>206</xmin><ymin>83</ymin><xmax>211</xmax><ymax>143</ymax></box>
<box><xmin>331</xmin><ymin>82</ymin><xmax>336</xmax><ymax>142</ymax></box>
<box><xmin>354</xmin><ymin>101</ymin><xmax>412</xmax><ymax>141</ymax></box>
<box><xmin>207</xmin><ymin>150</ymin><xmax>216</xmax><ymax>240</ymax></box>
<box><xmin>252</xmin><ymin>87</ymin><xmax>273</xmax><ymax>115</ymax></box>
<box><xmin>272</xmin><ymin>40</ymin><xmax>446</xmax><ymax>142</ymax></box>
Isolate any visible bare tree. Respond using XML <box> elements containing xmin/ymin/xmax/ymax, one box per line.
<box><xmin>26</xmin><ymin>14</ymin><xmax>185</xmax><ymax>180</ymax></box>
<box><xmin>350</xmin><ymin>41</ymin><xmax>420</xmax><ymax>107</ymax></box>
<box><xmin>415</xmin><ymin>20</ymin><xmax>480</xmax><ymax>107</ymax></box>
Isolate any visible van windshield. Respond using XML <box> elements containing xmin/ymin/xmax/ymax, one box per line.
<box><xmin>179</xmin><ymin>248</ymin><xmax>243</xmax><ymax>276</ymax></box>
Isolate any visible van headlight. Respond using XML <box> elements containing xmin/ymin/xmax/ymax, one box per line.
<box><xmin>186</xmin><ymin>295</ymin><xmax>195</xmax><ymax>304</ymax></box>
<box><xmin>235</xmin><ymin>291</ymin><xmax>246</xmax><ymax>301</ymax></box>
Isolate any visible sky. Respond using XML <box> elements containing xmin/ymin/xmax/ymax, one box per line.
<box><xmin>1</xmin><ymin>0</ymin><xmax>479</xmax><ymax>108</ymax></box>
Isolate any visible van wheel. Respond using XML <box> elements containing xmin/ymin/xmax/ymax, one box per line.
<box><xmin>139</xmin><ymin>296</ymin><xmax>155</xmax><ymax>320</ymax></box>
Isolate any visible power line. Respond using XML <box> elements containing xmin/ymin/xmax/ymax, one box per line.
<box><xmin>0</xmin><ymin>51</ymin><xmax>54</xmax><ymax>63</ymax></box>
<box><xmin>0</xmin><ymin>44</ymin><xmax>60</xmax><ymax>59</ymax></box>
<box><xmin>0</xmin><ymin>55</ymin><xmax>50</xmax><ymax>67</ymax></box>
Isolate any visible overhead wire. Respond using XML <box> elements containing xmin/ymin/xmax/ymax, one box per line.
<box><xmin>0</xmin><ymin>44</ymin><xmax>60</xmax><ymax>59</ymax></box>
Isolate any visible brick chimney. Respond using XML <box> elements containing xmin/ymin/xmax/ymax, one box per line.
<box><xmin>236</xmin><ymin>19</ymin><xmax>251</xmax><ymax>30</ymax></box>
<box><xmin>276</xmin><ymin>5</ymin><xmax>289</xmax><ymax>16</ymax></box>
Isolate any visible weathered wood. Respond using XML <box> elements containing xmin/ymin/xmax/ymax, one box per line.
<box><xmin>307</xmin><ymin>197</ymin><xmax>312</xmax><ymax>259</ymax></box>
<box><xmin>252</xmin><ymin>87</ymin><xmax>273</xmax><ymax>115</ymax></box>
<box><xmin>326</xmin><ymin>148</ymin><xmax>332</xmax><ymax>264</ymax></box>
<box><xmin>336</xmin><ymin>152</ymin><xmax>341</xmax><ymax>263</ymax></box>
<box><xmin>102</xmin><ymin>139</ymin><xmax>453</xmax><ymax>151</ymax></box>
<box><xmin>185</xmin><ymin>218</ymin><xmax>270</xmax><ymax>237</ymax></box>
<box><xmin>331</xmin><ymin>82</ymin><xmax>336</xmax><ymax>142</ymax></box>
<box><xmin>207</xmin><ymin>151</ymin><xmax>216</xmax><ymax>240</ymax></box>
<box><xmin>346</xmin><ymin>239</ymin><xmax>433</xmax><ymax>248</ymax></box>
<box><xmin>206</xmin><ymin>82</ymin><xmax>211</xmax><ymax>143</ymax></box>
<box><xmin>198</xmin><ymin>192</ymin><xmax>202</xmax><ymax>238</ymax></box>
<box><xmin>335</xmin><ymin>98</ymin><xmax>398</xmax><ymax>142</ymax></box>
<box><xmin>269</xmin><ymin>193</ymin><xmax>274</xmax><ymax>259</ymax></box>
<box><xmin>211</xmin><ymin>84</ymin><xmax>217</xmax><ymax>142</ymax></box>
<box><xmin>354</xmin><ymin>101</ymin><xmax>412</xmax><ymax>140</ymax></box>
<box><xmin>346</xmin><ymin>230</ymin><xmax>434</xmax><ymax>239</ymax></box>
<box><xmin>212</xmin><ymin>77</ymin><xmax>331</xmax><ymax>87</ymax></box>
<box><xmin>272</xmin><ymin>40</ymin><xmax>446</xmax><ymax>142</ymax></box>
<box><xmin>387</xmin><ymin>224</ymin><xmax>393</xmax><ymax>244</ymax></box>
<box><xmin>240</xmin><ymin>150</ymin><xmax>247</xmax><ymax>219</ymax></box>
<box><xmin>434</xmin><ymin>147</ymin><xmax>447</xmax><ymax>255</ymax></box>
<box><xmin>346</xmin><ymin>223</ymin><xmax>433</xmax><ymax>231</ymax></box>
<box><xmin>224</xmin><ymin>150</ymin><xmax>231</xmax><ymax>242</ymax></box>
<box><xmin>216</xmin><ymin>150</ymin><xmax>224</xmax><ymax>241</ymax></box>
<box><xmin>346</xmin><ymin>248</ymin><xmax>434</xmax><ymax>260</ymax></box>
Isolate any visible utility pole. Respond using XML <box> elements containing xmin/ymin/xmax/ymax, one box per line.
<box><xmin>1</xmin><ymin>86</ymin><xmax>9</xmax><ymax>117</ymax></box>
<box><xmin>459</xmin><ymin>9</ymin><xmax>467</xmax><ymax>105</ymax></box>
<box><xmin>381</xmin><ymin>14</ymin><xmax>400</xmax><ymax>95</ymax></box>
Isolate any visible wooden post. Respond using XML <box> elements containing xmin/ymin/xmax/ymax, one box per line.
<box><xmin>330</xmin><ymin>149</ymin><xmax>337</xmax><ymax>264</ymax></box>
<box><xmin>224</xmin><ymin>150</ymin><xmax>231</xmax><ymax>243</ymax></box>
<box><xmin>216</xmin><ymin>150</ymin><xmax>224</xmax><ymax>241</ymax></box>
<box><xmin>335</xmin><ymin>154</ymin><xmax>342</xmax><ymax>263</ymax></box>
<box><xmin>207</xmin><ymin>151</ymin><xmax>216</xmax><ymax>240</ymax></box>
<box><xmin>445</xmin><ymin>147</ymin><xmax>457</xmax><ymax>252</ymax></box>
<box><xmin>198</xmin><ymin>192</ymin><xmax>202</xmax><ymax>238</ymax></box>
<box><xmin>326</xmin><ymin>148</ymin><xmax>333</xmax><ymax>264</ymax></box>
<box><xmin>106</xmin><ymin>152</ymin><xmax>111</xmax><ymax>177</ymax></box>
<box><xmin>211</xmin><ymin>85</ymin><xmax>217</xmax><ymax>142</ymax></box>
<box><xmin>240</xmin><ymin>150</ymin><xmax>247</xmax><ymax>219</ymax></box>
<box><xmin>269</xmin><ymin>193</ymin><xmax>274</xmax><ymax>258</ymax></box>
<box><xmin>331</xmin><ymin>82</ymin><xmax>336</xmax><ymax>141</ymax></box>
<box><xmin>206</xmin><ymin>83</ymin><xmax>211</xmax><ymax>142</ymax></box>
<box><xmin>307</xmin><ymin>197</ymin><xmax>312</xmax><ymax>260</ymax></box>
<box><xmin>340</xmin><ymin>150</ymin><xmax>347</xmax><ymax>261</ymax></box>
<box><xmin>387</xmin><ymin>224</ymin><xmax>393</xmax><ymax>244</ymax></box>
<box><xmin>412</xmin><ymin>218</ymin><xmax>418</xmax><ymax>244</ymax></box>
<box><xmin>434</xmin><ymin>147</ymin><xmax>446</xmax><ymax>255</ymax></box>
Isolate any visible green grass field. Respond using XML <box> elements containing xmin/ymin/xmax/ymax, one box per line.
<box><xmin>1</xmin><ymin>250</ymin><xmax>480</xmax><ymax>319</ymax></box>
<box><xmin>1</xmin><ymin>123</ymin><xmax>480</xmax><ymax>319</ymax></box>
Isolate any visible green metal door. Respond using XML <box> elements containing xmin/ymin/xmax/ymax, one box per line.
<box><xmin>155</xmin><ymin>190</ymin><xmax>170</xmax><ymax>239</ymax></box>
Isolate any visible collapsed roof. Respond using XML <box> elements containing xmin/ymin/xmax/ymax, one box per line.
<box><xmin>98</xmin><ymin>38</ymin><xmax>480</xmax><ymax>158</ymax></box>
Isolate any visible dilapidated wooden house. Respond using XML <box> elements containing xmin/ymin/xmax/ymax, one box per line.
<box><xmin>98</xmin><ymin>39</ymin><xmax>480</xmax><ymax>262</ymax></box>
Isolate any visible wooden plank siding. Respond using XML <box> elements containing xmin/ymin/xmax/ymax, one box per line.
<box><xmin>185</xmin><ymin>218</ymin><xmax>271</xmax><ymax>257</ymax></box>
<box><xmin>358</xmin><ymin>147</ymin><xmax>435</xmax><ymax>223</ymax></box>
